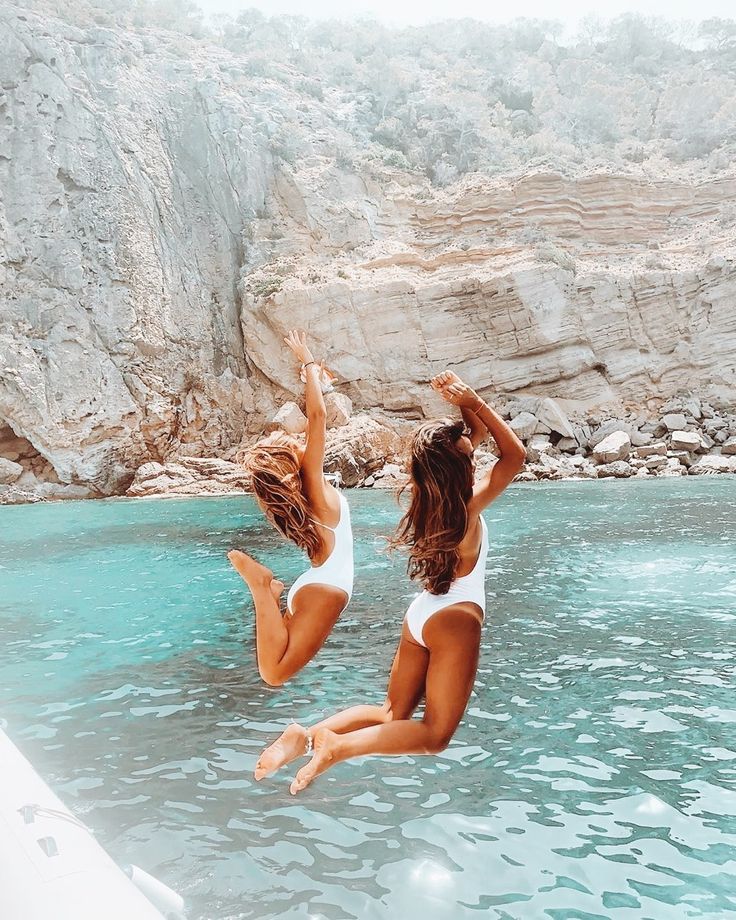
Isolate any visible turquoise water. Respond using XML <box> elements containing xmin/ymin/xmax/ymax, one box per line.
<box><xmin>1</xmin><ymin>480</ymin><xmax>735</xmax><ymax>919</ymax></box>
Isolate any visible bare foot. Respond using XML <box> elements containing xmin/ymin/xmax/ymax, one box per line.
<box><xmin>290</xmin><ymin>728</ymin><xmax>341</xmax><ymax>795</ymax></box>
<box><xmin>227</xmin><ymin>550</ymin><xmax>273</xmax><ymax>588</ymax></box>
<box><xmin>254</xmin><ymin>723</ymin><xmax>307</xmax><ymax>781</ymax></box>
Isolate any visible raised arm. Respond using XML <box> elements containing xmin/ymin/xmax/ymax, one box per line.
<box><xmin>283</xmin><ymin>330</ymin><xmax>327</xmax><ymax>498</ymax></box>
<box><xmin>435</xmin><ymin>375</ymin><xmax>526</xmax><ymax>512</ymax></box>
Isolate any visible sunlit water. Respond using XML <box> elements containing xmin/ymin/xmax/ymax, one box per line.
<box><xmin>1</xmin><ymin>479</ymin><xmax>735</xmax><ymax>920</ymax></box>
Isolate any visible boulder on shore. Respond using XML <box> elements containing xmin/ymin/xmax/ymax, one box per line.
<box><xmin>526</xmin><ymin>433</ymin><xmax>554</xmax><ymax>463</ymax></box>
<box><xmin>597</xmin><ymin>460</ymin><xmax>633</xmax><ymax>478</ymax></box>
<box><xmin>535</xmin><ymin>398</ymin><xmax>575</xmax><ymax>439</ymax></box>
<box><xmin>371</xmin><ymin>462</ymin><xmax>409</xmax><ymax>490</ymax></box>
<box><xmin>636</xmin><ymin>442</ymin><xmax>667</xmax><ymax>458</ymax></box>
<box><xmin>670</xmin><ymin>430</ymin><xmax>704</xmax><ymax>452</ymax></box>
<box><xmin>722</xmin><ymin>436</ymin><xmax>736</xmax><ymax>456</ymax></box>
<box><xmin>689</xmin><ymin>454</ymin><xmax>736</xmax><ymax>475</ymax></box>
<box><xmin>0</xmin><ymin>458</ymin><xmax>23</xmax><ymax>484</ymax></box>
<box><xmin>324</xmin><ymin>415</ymin><xmax>403</xmax><ymax>487</ymax></box>
<box><xmin>662</xmin><ymin>413</ymin><xmax>687</xmax><ymax>431</ymax></box>
<box><xmin>593</xmin><ymin>431</ymin><xmax>631</xmax><ymax>463</ymax></box>
<box><xmin>590</xmin><ymin>419</ymin><xmax>631</xmax><ymax>448</ymax></box>
<box><xmin>127</xmin><ymin>457</ymin><xmax>251</xmax><ymax>497</ymax></box>
<box><xmin>325</xmin><ymin>392</ymin><xmax>353</xmax><ymax>429</ymax></box>
<box><xmin>265</xmin><ymin>402</ymin><xmax>307</xmax><ymax>435</ymax></box>
<box><xmin>509</xmin><ymin>412</ymin><xmax>538</xmax><ymax>440</ymax></box>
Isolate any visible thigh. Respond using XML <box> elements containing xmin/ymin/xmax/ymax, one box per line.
<box><xmin>422</xmin><ymin>606</ymin><xmax>482</xmax><ymax>737</ymax></box>
<box><xmin>385</xmin><ymin>620</ymin><xmax>431</xmax><ymax>720</ymax></box>
<box><xmin>288</xmin><ymin>582</ymin><xmax>348</xmax><ymax>621</ymax></box>
<box><xmin>282</xmin><ymin>584</ymin><xmax>347</xmax><ymax>665</ymax></box>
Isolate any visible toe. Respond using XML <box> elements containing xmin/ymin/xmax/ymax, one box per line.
<box><xmin>290</xmin><ymin>766</ymin><xmax>311</xmax><ymax>795</ymax></box>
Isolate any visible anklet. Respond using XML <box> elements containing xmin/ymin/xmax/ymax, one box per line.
<box><xmin>305</xmin><ymin>733</ymin><xmax>313</xmax><ymax>756</ymax></box>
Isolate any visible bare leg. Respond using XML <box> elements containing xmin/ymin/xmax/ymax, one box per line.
<box><xmin>254</xmin><ymin>622</ymin><xmax>429</xmax><ymax>779</ymax></box>
<box><xmin>228</xmin><ymin>552</ymin><xmax>345</xmax><ymax>685</ymax></box>
<box><xmin>290</xmin><ymin>607</ymin><xmax>481</xmax><ymax>794</ymax></box>
<box><xmin>228</xmin><ymin>551</ymin><xmax>288</xmax><ymax>682</ymax></box>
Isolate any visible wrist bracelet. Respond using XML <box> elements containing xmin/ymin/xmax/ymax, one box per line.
<box><xmin>302</xmin><ymin>360</ymin><xmax>316</xmax><ymax>370</ymax></box>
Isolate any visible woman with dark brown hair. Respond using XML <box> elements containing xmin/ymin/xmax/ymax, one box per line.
<box><xmin>228</xmin><ymin>330</ymin><xmax>353</xmax><ymax>686</ymax></box>
<box><xmin>252</xmin><ymin>370</ymin><xmax>526</xmax><ymax>792</ymax></box>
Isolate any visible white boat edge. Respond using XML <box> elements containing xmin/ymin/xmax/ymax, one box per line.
<box><xmin>0</xmin><ymin>724</ymin><xmax>184</xmax><ymax>920</ymax></box>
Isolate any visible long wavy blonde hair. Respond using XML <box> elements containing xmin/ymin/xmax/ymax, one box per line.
<box><xmin>244</xmin><ymin>442</ymin><xmax>322</xmax><ymax>561</ymax></box>
<box><xmin>390</xmin><ymin>419</ymin><xmax>474</xmax><ymax>594</ymax></box>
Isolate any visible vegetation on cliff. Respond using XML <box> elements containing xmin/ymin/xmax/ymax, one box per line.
<box><xmin>22</xmin><ymin>2</ymin><xmax>736</xmax><ymax>185</ymax></box>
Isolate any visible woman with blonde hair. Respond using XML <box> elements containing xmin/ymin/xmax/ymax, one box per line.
<box><xmin>252</xmin><ymin>370</ymin><xmax>526</xmax><ymax>791</ymax></box>
<box><xmin>228</xmin><ymin>330</ymin><xmax>353</xmax><ymax>686</ymax></box>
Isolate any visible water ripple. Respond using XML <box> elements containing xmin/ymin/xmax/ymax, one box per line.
<box><xmin>1</xmin><ymin>480</ymin><xmax>735</xmax><ymax>918</ymax></box>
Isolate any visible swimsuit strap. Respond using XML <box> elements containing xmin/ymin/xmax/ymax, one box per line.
<box><xmin>309</xmin><ymin>517</ymin><xmax>337</xmax><ymax>533</ymax></box>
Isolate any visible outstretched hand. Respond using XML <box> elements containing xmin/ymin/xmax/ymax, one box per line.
<box><xmin>431</xmin><ymin>371</ymin><xmax>481</xmax><ymax>409</ymax></box>
<box><xmin>284</xmin><ymin>329</ymin><xmax>315</xmax><ymax>365</ymax></box>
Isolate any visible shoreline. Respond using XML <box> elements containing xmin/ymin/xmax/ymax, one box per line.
<box><xmin>2</xmin><ymin>473</ymin><xmax>736</xmax><ymax>510</ymax></box>
<box><xmin>2</xmin><ymin>395</ymin><xmax>735</xmax><ymax>506</ymax></box>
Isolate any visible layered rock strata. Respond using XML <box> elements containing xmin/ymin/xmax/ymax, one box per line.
<box><xmin>1</xmin><ymin>7</ymin><xmax>735</xmax><ymax>503</ymax></box>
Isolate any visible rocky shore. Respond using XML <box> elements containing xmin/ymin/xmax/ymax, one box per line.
<box><xmin>116</xmin><ymin>391</ymin><xmax>736</xmax><ymax>501</ymax></box>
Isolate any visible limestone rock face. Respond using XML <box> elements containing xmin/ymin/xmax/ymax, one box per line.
<box><xmin>593</xmin><ymin>431</ymin><xmax>631</xmax><ymax>463</ymax></box>
<box><xmin>0</xmin><ymin>6</ymin><xmax>265</xmax><ymax>495</ymax></box>
<box><xmin>2</xmin><ymin>7</ymin><xmax>736</xmax><ymax>501</ymax></box>
<box><xmin>324</xmin><ymin>416</ymin><xmax>403</xmax><ymax>487</ymax></box>
<box><xmin>126</xmin><ymin>457</ymin><xmax>251</xmax><ymax>497</ymax></box>
<box><xmin>241</xmin><ymin>173</ymin><xmax>736</xmax><ymax>427</ymax></box>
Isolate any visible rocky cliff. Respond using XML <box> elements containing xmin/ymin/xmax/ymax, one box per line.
<box><xmin>1</xmin><ymin>4</ymin><xmax>734</xmax><ymax>501</ymax></box>
<box><xmin>243</xmin><ymin>171</ymin><xmax>736</xmax><ymax>416</ymax></box>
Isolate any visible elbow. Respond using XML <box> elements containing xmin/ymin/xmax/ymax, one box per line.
<box><xmin>307</xmin><ymin>407</ymin><xmax>326</xmax><ymax>424</ymax></box>
<box><xmin>511</xmin><ymin>444</ymin><xmax>527</xmax><ymax>470</ymax></box>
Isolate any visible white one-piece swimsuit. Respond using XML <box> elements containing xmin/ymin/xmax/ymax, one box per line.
<box><xmin>404</xmin><ymin>516</ymin><xmax>489</xmax><ymax>648</ymax></box>
<box><xmin>286</xmin><ymin>491</ymin><xmax>354</xmax><ymax>615</ymax></box>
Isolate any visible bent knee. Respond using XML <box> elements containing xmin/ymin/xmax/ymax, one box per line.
<box><xmin>423</xmin><ymin>727</ymin><xmax>455</xmax><ymax>754</ymax></box>
<box><xmin>259</xmin><ymin>668</ymin><xmax>288</xmax><ymax>687</ymax></box>
<box><xmin>379</xmin><ymin>699</ymin><xmax>395</xmax><ymax>722</ymax></box>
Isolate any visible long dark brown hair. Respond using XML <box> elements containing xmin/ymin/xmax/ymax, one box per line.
<box><xmin>390</xmin><ymin>418</ymin><xmax>474</xmax><ymax>595</ymax></box>
<box><xmin>244</xmin><ymin>442</ymin><xmax>322</xmax><ymax>562</ymax></box>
